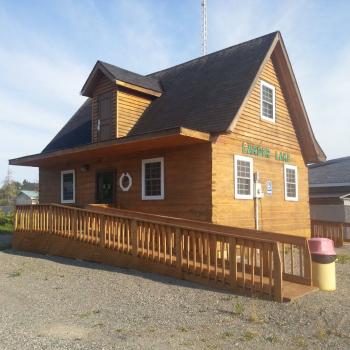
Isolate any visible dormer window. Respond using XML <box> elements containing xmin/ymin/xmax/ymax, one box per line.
<box><xmin>97</xmin><ymin>92</ymin><xmax>113</xmax><ymax>141</ymax></box>
<box><xmin>260</xmin><ymin>80</ymin><xmax>275</xmax><ymax>122</ymax></box>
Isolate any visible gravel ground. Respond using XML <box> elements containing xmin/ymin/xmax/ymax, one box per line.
<box><xmin>0</xmin><ymin>244</ymin><xmax>349</xmax><ymax>350</ymax></box>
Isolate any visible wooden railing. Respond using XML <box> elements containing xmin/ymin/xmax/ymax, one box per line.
<box><xmin>14</xmin><ymin>204</ymin><xmax>313</xmax><ymax>302</ymax></box>
<box><xmin>311</xmin><ymin>219</ymin><xmax>350</xmax><ymax>247</ymax></box>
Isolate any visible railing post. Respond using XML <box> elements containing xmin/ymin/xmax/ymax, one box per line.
<box><xmin>48</xmin><ymin>205</ymin><xmax>52</xmax><ymax>234</ymax></box>
<box><xmin>175</xmin><ymin>228</ymin><xmax>182</xmax><ymax>272</ymax></box>
<box><xmin>273</xmin><ymin>243</ymin><xmax>283</xmax><ymax>302</ymax></box>
<box><xmin>339</xmin><ymin>224</ymin><xmax>344</xmax><ymax>247</ymax></box>
<box><xmin>100</xmin><ymin>215</ymin><xmax>106</xmax><ymax>247</ymax></box>
<box><xmin>73</xmin><ymin>209</ymin><xmax>78</xmax><ymax>240</ymax></box>
<box><xmin>29</xmin><ymin>205</ymin><xmax>33</xmax><ymax>232</ymax></box>
<box><xmin>229</xmin><ymin>237</ymin><xmax>237</xmax><ymax>289</ymax></box>
<box><xmin>303</xmin><ymin>240</ymin><xmax>312</xmax><ymax>285</ymax></box>
<box><xmin>14</xmin><ymin>206</ymin><xmax>18</xmax><ymax>232</ymax></box>
<box><xmin>131</xmin><ymin>219</ymin><xmax>138</xmax><ymax>256</ymax></box>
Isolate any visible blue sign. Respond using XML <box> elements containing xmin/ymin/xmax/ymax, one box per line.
<box><xmin>266</xmin><ymin>180</ymin><xmax>272</xmax><ymax>195</ymax></box>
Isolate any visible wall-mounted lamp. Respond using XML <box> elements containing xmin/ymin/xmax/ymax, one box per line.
<box><xmin>80</xmin><ymin>164</ymin><xmax>90</xmax><ymax>173</ymax></box>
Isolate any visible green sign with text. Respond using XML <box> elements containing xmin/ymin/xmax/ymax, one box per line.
<box><xmin>242</xmin><ymin>142</ymin><xmax>290</xmax><ymax>162</ymax></box>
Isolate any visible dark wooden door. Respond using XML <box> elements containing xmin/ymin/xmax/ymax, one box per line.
<box><xmin>96</xmin><ymin>171</ymin><xmax>115</xmax><ymax>204</ymax></box>
<box><xmin>98</xmin><ymin>92</ymin><xmax>113</xmax><ymax>141</ymax></box>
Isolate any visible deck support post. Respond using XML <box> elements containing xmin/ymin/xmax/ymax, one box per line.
<box><xmin>100</xmin><ymin>215</ymin><xmax>106</xmax><ymax>247</ymax></box>
<box><xmin>273</xmin><ymin>243</ymin><xmax>283</xmax><ymax>302</ymax></box>
<box><xmin>339</xmin><ymin>224</ymin><xmax>344</xmax><ymax>247</ymax></box>
<box><xmin>48</xmin><ymin>205</ymin><xmax>53</xmax><ymax>234</ymax></box>
<box><xmin>229</xmin><ymin>237</ymin><xmax>237</xmax><ymax>289</ymax></box>
<box><xmin>131</xmin><ymin>219</ymin><xmax>138</xmax><ymax>256</ymax></box>
<box><xmin>175</xmin><ymin>228</ymin><xmax>182</xmax><ymax>274</ymax></box>
<box><xmin>303</xmin><ymin>241</ymin><xmax>312</xmax><ymax>285</ymax></box>
<box><xmin>29</xmin><ymin>205</ymin><xmax>33</xmax><ymax>232</ymax></box>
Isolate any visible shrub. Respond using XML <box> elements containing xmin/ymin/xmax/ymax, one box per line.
<box><xmin>0</xmin><ymin>210</ymin><xmax>13</xmax><ymax>225</ymax></box>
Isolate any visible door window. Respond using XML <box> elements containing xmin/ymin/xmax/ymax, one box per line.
<box><xmin>96</xmin><ymin>172</ymin><xmax>115</xmax><ymax>204</ymax></box>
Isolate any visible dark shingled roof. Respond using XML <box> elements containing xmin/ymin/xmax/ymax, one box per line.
<box><xmin>130</xmin><ymin>32</ymin><xmax>276</xmax><ymax>135</ymax></box>
<box><xmin>43</xmin><ymin>32</ymin><xmax>277</xmax><ymax>154</ymax></box>
<box><xmin>81</xmin><ymin>61</ymin><xmax>162</xmax><ymax>96</ymax></box>
<box><xmin>309</xmin><ymin>156</ymin><xmax>350</xmax><ymax>185</ymax></box>
<box><xmin>42</xmin><ymin>99</ymin><xmax>92</xmax><ymax>153</ymax></box>
<box><xmin>98</xmin><ymin>61</ymin><xmax>163</xmax><ymax>92</ymax></box>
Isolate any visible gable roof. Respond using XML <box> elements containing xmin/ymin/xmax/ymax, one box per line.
<box><xmin>42</xmin><ymin>99</ymin><xmax>92</xmax><ymax>153</ymax></box>
<box><xmin>11</xmin><ymin>31</ymin><xmax>326</xmax><ymax>164</ymax></box>
<box><xmin>309</xmin><ymin>156</ymin><xmax>350</xmax><ymax>186</ymax></box>
<box><xmin>129</xmin><ymin>32</ymin><xmax>277</xmax><ymax>135</ymax></box>
<box><xmin>81</xmin><ymin>61</ymin><xmax>162</xmax><ymax>97</ymax></box>
<box><xmin>19</xmin><ymin>190</ymin><xmax>39</xmax><ymax>200</ymax></box>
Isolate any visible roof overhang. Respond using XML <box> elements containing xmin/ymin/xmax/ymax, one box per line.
<box><xmin>81</xmin><ymin>61</ymin><xmax>162</xmax><ymax>98</ymax></box>
<box><xmin>9</xmin><ymin>127</ymin><xmax>210</xmax><ymax>167</ymax></box>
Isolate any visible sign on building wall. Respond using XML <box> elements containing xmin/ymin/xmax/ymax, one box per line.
<box><xmin>242</xmin><ymin>142</ymin><xmax>290</xmax><ymax>162</ymax></box>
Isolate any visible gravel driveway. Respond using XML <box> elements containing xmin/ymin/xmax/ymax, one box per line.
<box><xmin>0</xmin><ymin>244</ymin><xmax>349</xmax><ymax>350</ymax></box>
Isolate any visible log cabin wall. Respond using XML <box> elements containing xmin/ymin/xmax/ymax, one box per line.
<box><xmin>38</xmin><ymin>143</ymin><xmax>212</xmax><ymax>222</ymax></box>
<box><xmin>91</xmin><ymin>75</ymin><xmax>117</xmax><ymax>142</ymax></box>
<box><xmin>117</xmin><ymin>87</ymin><xmax>153</xmax><ymax>138</ymax></box>
<box><xmin>212</xmin><ymin>56</ymin><xmax>311</xmax><ymax>237</ymax></box>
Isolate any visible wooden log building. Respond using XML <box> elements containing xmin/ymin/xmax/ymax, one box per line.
<box><xmin>10</xmin><ymin>32</ymin><xmax>325</xmax><ymax>237</ymax></box>
<box><xmin>9</xmin><ymin>32</ymin><xmax>326</xmax><ymax>301</ymax></box>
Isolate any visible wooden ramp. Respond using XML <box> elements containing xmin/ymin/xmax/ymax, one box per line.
<box><xmin>14</xmin><ymin>204</ymin><xmax>317</xmax><ymax>302</ymax></box>
<box><xmin>283</xmin><ymin>281</ymin><xmax>318</xmax><ymax>301</ymax></box>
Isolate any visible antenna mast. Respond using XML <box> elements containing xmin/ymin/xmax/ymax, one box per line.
<box><xmin>201</xmin><ymin>0</ymin><xmax>207</xmax><ymax>56</ymax></box>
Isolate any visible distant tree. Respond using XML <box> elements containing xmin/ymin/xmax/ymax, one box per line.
<box><xmin>0</xmin><ymin>169</ymin><xmax>21</xmax><ymax>206</ymax></box>
<box><xmin>21</xmin><ymin>180</ymin><xmax>39</xmax><ymax>191</ymax></box>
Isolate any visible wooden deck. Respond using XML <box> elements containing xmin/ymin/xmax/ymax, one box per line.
<box><xmin>14</xmin><ymin>204</ymin><xmax>317</xmax><ymax>302</ymax></box>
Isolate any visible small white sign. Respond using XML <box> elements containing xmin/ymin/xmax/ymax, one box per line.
<box><xmin>266</xmin><ymin>180</ymin><xmax>272</xmax><ymax>195</ymax></box>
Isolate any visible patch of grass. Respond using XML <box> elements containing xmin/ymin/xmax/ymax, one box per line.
<box><xmin>243</xmin><ymin>331</ymin><xmax>257</xmax><ymax>341</ymax></box>
<box><xmin>293</xmin><ymin>336</ymin><xmax>307</xmax><ymax>348</ymax></box>
<box><xmin>114</xmin><ymin>328</ymin><xmax>124</xmax><ymax>333</ymax></box>
<box><xmin>265</xmin><ymin>334</ymin><xmax>278</xmax><ymax>343</ymax></box>
<box><xmin>221</xmin><ymin>295</ymin><xmax>233</xmax><ymax>301</ymax></box>
<box><xmin>233</xmin><ymin>302</ymin><xmax>245</xmax><ymax>316</ymax></box>
<box><xmin>222</xmin><ymin>331</ymin><xmax>234</xmax><ymax>338</ymax></box>
<box><xmin>314</xmin><ymin>328</ymin><xmax>328</xmax><ymax>341</ymax></box>
<box><xmin>92</xmin><ymin>322</ymin><xmax>104</xmax><ymax>328</ymax></box>
<box><xmin>7</xmin><ymin>270</ymin><xmax>22</xmax><ymax>278</ymax></box>
<box><xmin>337</xmin><ymin>254</ymin><xmax>350</xmax><ymax>264</ymax></box>
<box><xmin>0</xmin><ymin>222</ymin><xmax>13</xmax><ymax>234</ymax></box>
<box><xmin>76</xmin><ymin>309</ymin><xmax>101</xmax><ymax>318</ymax></box>
<box><xmin>177</xmin><ymin>326</ymin><xmax>189</xmax><ymax>333</ymax></box>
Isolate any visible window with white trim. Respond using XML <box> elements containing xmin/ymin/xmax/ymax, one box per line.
<box><xmin>260</xmin><ymin>80</ymin><xmax>275</xmax><ymax>122</ymax></box>
<box><xmin>142</xmin><ymin>157</ymin><xmax>164</xmax><ymax>200</ymax></box>
<box><xmin>234</xmin><ymin>155</ymin><xmax>253</xmax><ymax>199</ymax></box>
<box><xmin>61</xmin><ymin>170</ymin><xmax>75</xmax><ymax>204</ymax></box>
<box><xmin>284</xmin><ymin>164</ymin><xmax>298</xmax><ymax>201</ymax></box>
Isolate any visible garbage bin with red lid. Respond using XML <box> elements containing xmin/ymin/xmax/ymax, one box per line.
<box><xmin>308</xmin><ymin>238</ymin><xmax>336</xmax><ymax>291</ymax></box>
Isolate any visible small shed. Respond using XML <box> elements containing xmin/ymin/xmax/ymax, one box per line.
<box><xmin>16</xmin><ymin>191</ymin><xmax>39</xmax><ymax>205</ymax></box>
<box><xmin>309</xmin><ymin>156</ymin><xmax>350</xmax><ymax>239</ymax></box>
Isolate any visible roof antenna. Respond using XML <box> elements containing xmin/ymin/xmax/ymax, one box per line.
<box><xmin>201</xmin><ymin>0</ymin><xmax>207</xmax><ymax>56</ymax></box>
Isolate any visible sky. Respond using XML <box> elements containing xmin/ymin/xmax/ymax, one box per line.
<box><xmin>1</xmin><ymin>0</ymin><xmax>350</xmax><ymax>183</ymax></box>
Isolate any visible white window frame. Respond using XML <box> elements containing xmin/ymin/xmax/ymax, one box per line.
<box><xmin>61</xmin><ymin>170</ymin><xmax>75</xmax><ymax>204</ymax></box>
<box><xmin>234</xmin><ymin>155</ymin><xmax>253</xmax><ymax>200</ymax></box>
<box><xmin>260</xmin><ymin>80</ymin><xmax>276</xmax><ymax>123</ymax></box>
<box><xmin>142</xmin><ymin>157</ymin><xmax>164</xmax><ymax>200</ymax></box>
<box><xmin>284</xmin><ymin>164</ymin><xmax>298</xmax><ymax>201</ymax></box>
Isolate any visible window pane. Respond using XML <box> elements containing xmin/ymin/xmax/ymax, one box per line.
<box><xmin>237</xmin><ymin>178</ymin><xmax>250</xmax><ymax>195</ymax></box>
<box><xmin>144</xmin><ymin>162</ymin><xmax>161</xmax><ymax>196</ymax></box>
<box><xmin>287</xmin><ymin>183</ymin><xmax>296</xmax><ymax>198</ymax></box>
<box><xmin>63</xmin><ymin>173</ymin><xmax>74</xmax><ymax>201</ymax></box>
<box><xmin>285</xmin><ymin>168</ymin><xmax>297</xmax><ymax>198</ymax></box>
<box><xmin>236</xmin><ymin>159</ymin><xmax>251</xmax><ymax>196</ymax></box>
<box><xmin>262</xmin><ymin>84</ymin><xmax>274</xmax><ymax>119</ymax></box>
